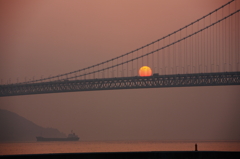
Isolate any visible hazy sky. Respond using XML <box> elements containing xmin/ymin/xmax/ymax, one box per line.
<box><xmin>0</xmin><ymin>0</ymin><xmax>240</xmax><ymax>141</ymax></box>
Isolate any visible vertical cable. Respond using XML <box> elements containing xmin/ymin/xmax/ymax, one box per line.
<box><xmin>206</xmin><ymin>17</ymin><xmax>208</xmax><ymax>73</ymax></box>
<box><xmin>236</xmin><ymin>5</ymin><xmax>239</xmax><ymax>71</ymax></box>
<box><xmin>93</xmin><ymin>66</ymin><xmax>95</xmax><ymax>79</ymax></box>
<box><xmin>225</xmin><ymin>8</ymin><xmax>227</xmax><ymax>72</ymax></box>
<box><xmin>97</xmin><ymin>65</ymin><xmax>99</xmax><ymax>78</ymax></box>
<box><xmin>188</xmin><ymin>27</ymin><xmax>190</xmax><ymax>73</ymax></box>
<box><xmin>122</xmin><ymin>56</ymin><xmax>124</xmax><ymax>77</ymax></box>
<box><xmin>102</xmin><ymin>63</ymin><xmax>104</xmax><ymax>78</ymax></box>
<box><xmin>111</xmin><ymin>60</ymin><xmax>113</xmax><ymax>78</ymax></box>
<box><xmin>157</xmin><ymin>40</ymin><xmax>159</xmax><ymax>74</ymax></box>
<box><xmin>186</xmin><ymin>27</ymin><xmax>187</xmax><ymax>73</ymax></box>
<box><xmin>215</xmin><ymin>11</ymin><xmax>218</xmax><ymax>72</ymax></box>
<box><xmin>219</xmin><ymin>10</ymin><xmax>221</xmax><ymax>72</ymax></box>
<box><xmin>183</xmin><ymin>28</ymin><xmax>187</xmax><ymax>73</ymax></box>
<box><xmin>152</xmin><ymin>43</ymin><xmax>154</xmax><ymax>73</ymax></box>
<box><xmin>237</xmin><ymin>10</ymin><xmax>239</xmax><ymax>71</ymax></box>
<box><xmin>147</xmin><ymin>45</ymin><xmax>149</xmax><ymax>66</ymax></box>
<box><xmin>229</xmin><ymin>4</ymin><xmax>231</xmax><ymax>71</ymax></box>
<box><xmin>132</xmin><ymin>51</ymin><xmax>133</xmax><ymax>76</ymax></box>
<box><xmin>174</xmin><ymin>32</ymin><xmax>176</xmax><ymax>74</ymax></box>
<box><xmin>211</xmin><ymin>13</ymin><xmax>213</xmax><ymax>72</ymax></box>
<box><xmin>127</xmin><ymin>54</ymin><xmax>128</xmax><ymax>77</ymax></box>
<box><xmin>196</xmin><ymin>21</ymin><xmax>199</xmax><ymax>73</ymax></box>
<box><xmin>107</xmin><ymin>62</ymin><xmax>108</xmax><ymax>78</ymax></box>
<box><xmin>210</xmin><ymin>13</ymin><xmax>212</xmax><ymax>72</ymax></box>
<box><xmin>137</xmin><ymin>49</ymin><xmax>138</xmax><ymax>73</ymax></box>
<box><xmin>203</xmin><ymin>18</ymin><xmax>205</xmax><ymax>73</ymax></box>
<box><xmin>83</xmin><ymin>69</ymin><xmax>85</xmax><ymax>80</ymax></box>
<box><xmin>168</xmin><ymin>35</ymin><xmax>171</xmax><ymax>74</ymax></box>
<box><xmin>222</xmin><ymin>8</ymin><xmax>224</xmax><ymax>72</ymax></box>
<box><xmin>179</xmin><ymin>29</ymin><xmax>181</xmax><ymax>74</ymax></box>
<box><xmin>117</xmin><ymin>58</ymin><xmax>118</xmax><ymax>77</ymax></box>
<box><xmin>191</xmin><ymin>24</ymin><xmax>193</xmax><ymax>73</ymax></box>
<box><xmin>163</xmin><ymin>38</ymin><xmax>165</xmax><ymax>74</ymax></box>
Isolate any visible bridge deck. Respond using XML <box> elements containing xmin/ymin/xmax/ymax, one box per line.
<box><xmin>1</xmin><ymin>72</ymin><xmax>240</xmax><ymax>97</ymax></box>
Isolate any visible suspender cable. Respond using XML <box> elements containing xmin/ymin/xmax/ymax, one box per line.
<box><xmin>237</xmin><ymin>10</ymin><xmax>239</xmax><ymax>71</ymax></box>
<box><xmin>225</xmin><ymin>7</ymin><xmax>227</xmax><ymax>72</ymax></box>
<box><xmin>196</xmin><ymin>22</ymin><xmax>198</xmax><ymax>73</ymax></box>
<box><xmin>179</xmin><ymin>29</ymin><xmax>181</xmax><ymax>74</ymax></box>
<box><xmin>122</xmin><ymin>56</ymin><xmax>124</xmax><ymax>77</ymax></box>
<box><xmin>132</xmin><ymin>50</ymin><xmax>133</xmax><ymax>76</ymax></box>
<box><xmin>174</xmin><ymin>32</ymin><xmax>176</xmax><ymax>74</ymax></box>
<box><xmin>163</xmin><ymin>38</ymin><xmax>165</xmax><ymax>74</ymax></box>
<box><xmin>236</xmin><ymin>6</ymin><xmax>239</xmax><ymax>71</ymax></box>
<box><xmin>168</xmin><ymin>35</ymin><xmax>171</xmax><ymax>74</ymax></box>
<box><xmin>157</xmin><ymin>40</ymin><xmax>159</xmax><ymax>74</ymax></box>
<box><xmin>147</xmin><ymin>45</ymin><xmax>149</xmax><ymax>66</ymax></box>
<box><xmin>127</xmin><ymin>53</ymin><xmax>128</xmax><ymax>77</ymax></box>
<box><xmin>229</xmin><ymin>4</ymin><xmax>231</xmax><ymax>71</ymax></box>
<box><xmin>191</xmin><ymin>23</ymin><xmax>193</xmax><ymax>73</ymax></box>
<box><xmin>152</xmin><ymin>43</ymin><xmax>154</xmax><ymax>73</ymax></box>
<box><xmin>185</xmin><ymin>27</ymin><xmax>187</xmax><ymax>73</ymax></box>
<box><xmin>137</xmin><ymin>49</ymin><xmax>138</xmax><ymax>73</ymax></box>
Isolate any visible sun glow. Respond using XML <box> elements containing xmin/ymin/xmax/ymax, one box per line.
<box><xmin>139</xmin><ymin>66</ymin><xmax>152</xmax><ymax>77</ymax></box>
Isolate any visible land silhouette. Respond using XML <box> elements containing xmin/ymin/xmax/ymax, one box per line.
<box><xmin>0</xmin><ymin>109</ymin><xmax>66</xmax><ymax>142</ymax></box>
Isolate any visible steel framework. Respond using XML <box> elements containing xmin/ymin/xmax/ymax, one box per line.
<box><xmin>0</xmin><ymin>72</ymin><xmax>240</xmax><ymax>97</ymax></box>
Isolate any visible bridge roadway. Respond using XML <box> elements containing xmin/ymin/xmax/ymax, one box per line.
<box><xmin>0</xmin><ymin>72</ymin><xmax>240</xmax><ymax>97</ymax></box>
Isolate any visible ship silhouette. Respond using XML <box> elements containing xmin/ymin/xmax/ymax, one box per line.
<box><xmin>36</xmin><ymin>131</ymin><xmax>79</xmax><ymax>141</ymax></box>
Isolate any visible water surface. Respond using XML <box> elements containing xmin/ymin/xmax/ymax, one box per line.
<box><xmin>0</xmin><ymin>141</ymin><xmax>239</xmax><ymax>155</ymax></box>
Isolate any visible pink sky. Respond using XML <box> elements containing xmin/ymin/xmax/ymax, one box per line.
<box><xmin>0</xmin><ymin>0</ymin><xmax>240</xmax><ymax>141</ymax></box>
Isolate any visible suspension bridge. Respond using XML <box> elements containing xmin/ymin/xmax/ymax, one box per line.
<box><xmin>0</xmin><ymin>0</ymin><xmax>239</xmax><ymax>97</ymax></box>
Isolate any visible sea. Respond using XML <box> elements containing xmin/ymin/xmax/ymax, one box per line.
<box><xmin>0</xmin><ymin>141</ymin><xmax>240</xmax><ymax>155</ymax></box>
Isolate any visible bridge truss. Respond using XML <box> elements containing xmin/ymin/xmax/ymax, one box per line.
<box><xmin>1</xmin><ymin>72</ymin><xmax>239</xmax><ymax>97</ymax></box>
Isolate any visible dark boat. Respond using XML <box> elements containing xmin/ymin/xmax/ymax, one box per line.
<box><xmin>36</xmin><ymin>132</ymin><xmax>79</xmax><ymax>141</ymax></box>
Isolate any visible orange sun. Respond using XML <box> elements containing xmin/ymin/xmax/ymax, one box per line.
<box><xmin>139</xmin><ymin>66</ymin><xmax>152</xmax><ymax>77</ymax></box>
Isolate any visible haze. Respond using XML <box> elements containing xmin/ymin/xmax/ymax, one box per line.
<box><xmin>0</xmin><ymin>0</ymin><xmax>240</xmax><ymax>141</ymax></box>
